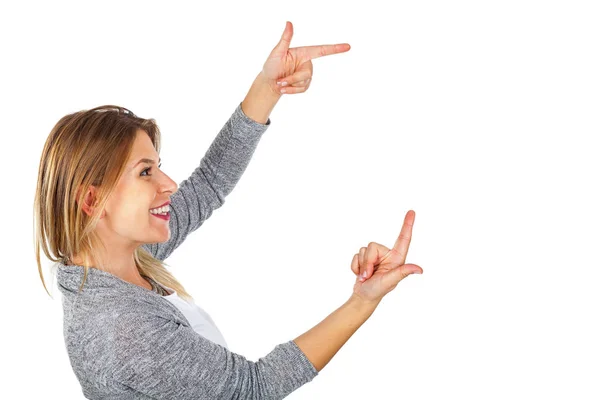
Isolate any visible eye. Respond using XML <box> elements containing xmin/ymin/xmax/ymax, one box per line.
<box><xmin>140</xmin><ymin>167</ymin><xmax>152</xmax><ymax>177</ymax></box>
<box><xmin>140</xmin><ymin>163</ymin><xmax>162</xmax><ymax>177</ymax></box>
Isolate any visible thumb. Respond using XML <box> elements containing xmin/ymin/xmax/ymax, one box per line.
<box><xmin>381</xmin><ymin>264</ymin><xmax>422</xmax><ymax>291</ymax></box>
<box><xmin>272</xmin><ymin>21</ymin><xmax>293</xmax><ymax>54</ymax></box>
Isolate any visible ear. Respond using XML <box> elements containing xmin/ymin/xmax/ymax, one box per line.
<box><xmin>76</xmin><ymin>185</ymin><xmax>103</xmax><ymax>217</ymax></box>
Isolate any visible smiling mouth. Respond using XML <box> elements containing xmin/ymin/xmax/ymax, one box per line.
<box><xmin>151</xmin><ymin>212</ymin><xmax>170</xmax><ymax>220</ymax></box>
<box><xmin>149</xmin><ymin>204</ymin><xmax>171</xmax><ymax>215</ymax></box>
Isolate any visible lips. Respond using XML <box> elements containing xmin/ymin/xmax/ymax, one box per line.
<box><xmin>150</xmin><ymin>200</ymin><xmax>171</xmax><ymax>210</ymax></box>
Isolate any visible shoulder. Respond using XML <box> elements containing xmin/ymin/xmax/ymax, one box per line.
<box><xmin>70</xmin><ymin>287</ymin><xmax>186</xmax><ymax>335</ymax></box>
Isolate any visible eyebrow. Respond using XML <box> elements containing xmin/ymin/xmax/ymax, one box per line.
<box><xmin>133</xmin><ymin>157</ymin><xmax>161</xmax><ymax>168</ymax></box>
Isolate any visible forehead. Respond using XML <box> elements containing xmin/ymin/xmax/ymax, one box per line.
<box><xmin>129</xmin><ymin>129</ymin><xmax>158</xmax><ymax>164</ymax></box>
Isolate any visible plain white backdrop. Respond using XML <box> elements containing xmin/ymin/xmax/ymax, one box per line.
<box><xmin>1</xmin><ymin>0</ymin><xmax>599</xmax><ymax>398</ymax></box>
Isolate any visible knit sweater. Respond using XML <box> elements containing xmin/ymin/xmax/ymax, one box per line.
<box><xmin>55</xmin><ymin>102</ymin><xmax>319</xmax><ymax>399</ymax></box>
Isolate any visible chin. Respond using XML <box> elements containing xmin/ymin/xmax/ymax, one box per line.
<box><xmin>161</xmin><ymin>230</ymin><xmax>171</xmax><ymax>242</ymax></box>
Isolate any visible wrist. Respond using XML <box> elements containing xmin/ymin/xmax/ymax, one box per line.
<box><xmin>348</xmin><ymin>293</ymin><xmax>381</xmax><ymax>312</ymax></box>
<box><xmin>256</xmin><ymin>70</ymin><xmax>283</xmax><ymax>98</ymax></box>
<box><xmin>241</xmin><ymin>72</ymin><xmax>281</xmax><ymax>124</ymax></box>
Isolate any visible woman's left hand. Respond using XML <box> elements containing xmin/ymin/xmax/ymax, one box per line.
<box><xmin>261</xmin><ymin>21</ymin><xmax>351</xmax><ymax>95</ymax></box>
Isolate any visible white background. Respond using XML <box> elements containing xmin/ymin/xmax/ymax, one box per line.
<box><xmin>1</xmin><ymin>0</ymin><xmax>599</xmax><ymax>398</ymax></box>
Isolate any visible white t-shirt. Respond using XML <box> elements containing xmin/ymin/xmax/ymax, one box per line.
<box><xmin>159</xmin><ymin>284</ymin><xmax>229</xmax><ymax>350</ymax></box>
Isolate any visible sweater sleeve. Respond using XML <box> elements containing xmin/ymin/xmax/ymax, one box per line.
<box><xmin>111</xmin><ymin>312</ymin><xmax>318</xmax><ymax>399</ymax></box>
<box><xmin>143</xmin><ymin>102</ymin><xmax>270</xmax><ymax>261</ymax></box>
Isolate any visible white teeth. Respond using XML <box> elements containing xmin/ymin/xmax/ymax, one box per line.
<box><xmin>149</xmin><ymin>205</ymin><xmax>170</xmax><ymax>214</ymax></box>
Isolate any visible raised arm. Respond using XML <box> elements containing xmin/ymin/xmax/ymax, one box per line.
<box><xmin>142</xmin><ymin>73</ymin><xmax>281</xmax><ymax>261</ymax></box>
<box><xmin>118</xmin><ymin>214</ymin><xmax>420</xmax><ymax>398</ymax></box>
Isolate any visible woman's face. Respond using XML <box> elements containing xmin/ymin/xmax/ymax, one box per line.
<box><xmin>96</xmin><ymin>129</ymin><xmax>178</xmax><ymax>248</ymax></box>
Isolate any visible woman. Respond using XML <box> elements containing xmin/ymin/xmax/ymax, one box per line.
<box><xmin>34</xmin><ymin>21</ymin><xmax>422</xmax><ymax>399</ymax></box>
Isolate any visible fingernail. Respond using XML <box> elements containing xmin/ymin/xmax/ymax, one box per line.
<box><xmin>361</xmin><ymin>271</ymin><xmax>367</xmax><ymax>279</ymax></box>
<box><xmin>281</xmin><ymin>81</ymin><xmax>288</xmax><ymax>86</ymax></box>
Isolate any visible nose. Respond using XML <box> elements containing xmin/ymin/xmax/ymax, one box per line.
<box><xmin>167</xmin><ymin>179</ymin><xmax>178</xmax><ymax>196</ymax></box>
<box><xmin>161</xmin><ymin>172</ymin><xmax>179</xmax><ymax>196</ymax></box>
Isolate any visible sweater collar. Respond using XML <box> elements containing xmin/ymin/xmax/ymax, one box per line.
<box><xmin>53</xmin><ymin>262</ymin><xmax>191</xmax><ymax>327</ymax></box>
<box><xmin>55</xmin><ymin>262</ymin><xmax>151</xmax><ymax>295</ymax></box>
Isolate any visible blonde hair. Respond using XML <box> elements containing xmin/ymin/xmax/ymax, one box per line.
<box><xmin>34</xmin><ymin>105</ymin><xmax>193</xmax><ymax>302</ymax></box>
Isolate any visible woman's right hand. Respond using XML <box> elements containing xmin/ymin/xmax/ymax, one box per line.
<box><xmin>351</xmin><ymin>210</ymin><xmax>422</xmax><ymax>304</ymax></box>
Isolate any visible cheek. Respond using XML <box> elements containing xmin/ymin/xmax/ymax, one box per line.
<box><xmin>107</xmin><ymin>200</ymin><xmax>150</xmax><ymax>225</ymax></box>
<box><xmin>106</xmin><ymin>182</ymin><xmax>156</xmax><ymax>224</ymax></box>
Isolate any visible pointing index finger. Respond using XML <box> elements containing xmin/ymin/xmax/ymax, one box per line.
<box><xmin>299</xmin><ymin>43</ymin><xmax>351</xmax><ymax>61</ymax></box>
<box><xmin>391</xmin><ymin>210</ymin><xmax>415</xmax><ymax>264</ymax></box>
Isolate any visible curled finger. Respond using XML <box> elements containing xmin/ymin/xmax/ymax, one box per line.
<box><xmin>279</xmin><ymin>85</ymin><xmax>308</xmax><ymax>94</ymax></box>
<box><xmin>291</xmin><ymin>77</ymin><xmax>311</xmax><ymax>87</ymax></box>
<box><xmin>358</xmin><ymin>247</ymin><xmax>367</xmax><ymax>280</ymax></box>
<box><xmin>362</xmin><ymin>242</ymin><xmax>392</xmax><ymax>281</ymax></box>
<box><xmin>351</xmin><ymin>254</ymin><xmax>359</xmax><ymax>276</ymax></box>
<box><xmin>277</xmin><ymin>72</ymin><xmax>311</xmax><ymax>88</ymax></box>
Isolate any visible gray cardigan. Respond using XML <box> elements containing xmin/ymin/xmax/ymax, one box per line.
<box><xmin>55</xmin><ymin>102</ymin><xmax>319</xmax><ymax>399</ymax></box>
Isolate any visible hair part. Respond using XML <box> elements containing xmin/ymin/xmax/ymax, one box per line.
<box><xmin>34</xmin><ymin>105</ymin><xmax>193</xmax><ymax>302</ymax></box>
